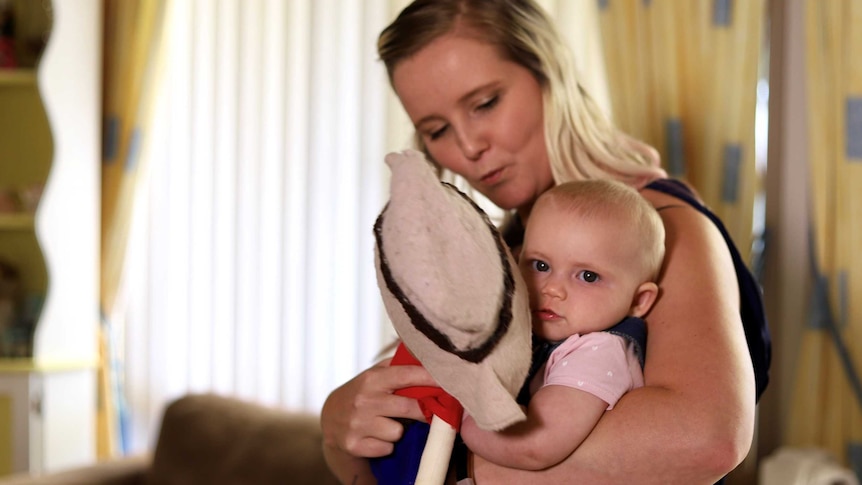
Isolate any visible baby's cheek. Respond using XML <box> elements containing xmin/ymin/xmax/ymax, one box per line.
<box><xmin>522</xmin><ymin>281</ymin><xmax>539</xmax><ymax>304</ymax></box>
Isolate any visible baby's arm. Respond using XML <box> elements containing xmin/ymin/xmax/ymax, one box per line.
<box><xmin>460</xmin><ymin>384</ymin><xmax>608</xmax><ymax>470</ymax></box>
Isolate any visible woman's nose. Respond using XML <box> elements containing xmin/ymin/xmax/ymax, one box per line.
<box><xmin>455</xmin><ymin>125</ymin><xmax>488</xmax><ymax>160</ymax></box>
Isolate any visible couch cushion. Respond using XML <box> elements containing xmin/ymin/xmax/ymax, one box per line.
<box><xmin>0</xmin><ymin>455</ymin><xmax>149</xmax><ymax>485</ymax></box>
<box><xmin>145</xmin><ymin>393</ymin><xmax>339</xmax><ymax>485</ymax></box>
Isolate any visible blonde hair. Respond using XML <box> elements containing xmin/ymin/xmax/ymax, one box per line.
<box><xmin>538</xmin><ymin>180</ymin><xmax>666</xmax><ymax>281</ymax></box>
<box><xmin>377</xmin><ymin>0</ymin><xmax>667</xmax><ymax>187</ymax></box>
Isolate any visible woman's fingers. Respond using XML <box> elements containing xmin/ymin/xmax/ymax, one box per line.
<box><xmin>370</xmin><ymin>359</ymin><xmax>439</xmax><ymax>393</ymax></box>
<box><xmin>322</xmin><ymin>358</ymin><xmax>439</xmax><ymax>457</ymax></box>
<box><xmin>344</xmin><ymin>414</ymin><xmax>406</xmax><ymax>457</ymax></box>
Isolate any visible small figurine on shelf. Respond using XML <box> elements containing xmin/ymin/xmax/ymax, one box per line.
<box><xmin>0</xmin><ymin>187</ymin><xmax>20</xmax><ymax>213</ymax></box>
<box><xmin>0</xmin><ymin>261</ymin><xmax>37</xmax><ymax>358</ymax></box>
<box><xmin>0</xmin><ymin>260</ymin><xmax>22</xmax><ymax>357</ymax></box>
<box><xmin>18</xmin><ymin>183</ymin><xmax>43</xmax><ymax>213</ymax></box>
<box><xmin>0</xmin><ymin>0</ymin><xmax>17</xmax><ymax>69</ymax></box>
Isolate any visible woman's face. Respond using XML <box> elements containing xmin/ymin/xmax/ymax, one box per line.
<box><xmin>391</xmin><ymin>33</ymin><xmax>554</xmax><ymax>215</ymax></box>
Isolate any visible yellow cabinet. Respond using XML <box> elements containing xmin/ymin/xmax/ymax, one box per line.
<box><xmin>0</xmin><ymin>0</ymin><xmax>100</xmax><ymax>475</ymax></box>
<box><xmin>0</xmin><ymin>68</ymin><xmax>50</xmax><ymax>360</ymax></box>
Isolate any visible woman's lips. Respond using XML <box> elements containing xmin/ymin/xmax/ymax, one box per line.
<box><xmin>479</xmin><ymin>167</ymin><xmax>505</xmax><ymax>185</ymax></box>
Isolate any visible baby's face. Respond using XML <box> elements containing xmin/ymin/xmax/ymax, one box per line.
<box><xmin>519</xmin><ymin>203</ymin><xmax>647</xmax><ymax>341</ymax></box>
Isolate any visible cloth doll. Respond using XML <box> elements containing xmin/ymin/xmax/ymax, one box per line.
<box><xmin>370</xmin><ymin>149</ymin><xmax>532</xmax><ymax>485</ymax></box>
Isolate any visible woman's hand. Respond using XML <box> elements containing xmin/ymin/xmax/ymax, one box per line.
<box><xmin>320</xmin><ymin>357</ymin><xmax>438</xmax><ymax>483</ymax></box>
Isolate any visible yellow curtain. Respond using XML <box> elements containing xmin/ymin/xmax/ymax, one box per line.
<box><xmin>787</xmin><ymin>0</ymin><xmax>862</xmax><ymax>473</ymax></box>
<box><xmin>596</xmin><ymin>0</ymin><xmax>766</xmax><ymax>261</ymax></box>
<box><xmin>98</xmin><ymin>0</ymin><xmax>167</xmax><ymax>458</ymax></box>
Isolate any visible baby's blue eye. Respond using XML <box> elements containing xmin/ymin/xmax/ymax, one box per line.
<box><xmin>578</xmin><ymin>270</ymin><xmax>599</xmax><ymax>283</ymax></box>
<box><xmin>531</xmin><ymin>260</ymin><xmax>550</xmax><ymax>272</ymax></box>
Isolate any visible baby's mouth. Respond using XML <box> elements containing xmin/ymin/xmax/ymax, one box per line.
<box><xmin>536</xmin><ymin>308</ymin><xmax>560</xmax><ymax>320</ymax></box>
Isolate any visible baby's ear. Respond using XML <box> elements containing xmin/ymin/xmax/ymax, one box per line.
<box><xmin>630</xmin><ymin>282</ymin><xmax>659</xmax><ymax>318</ymax></box>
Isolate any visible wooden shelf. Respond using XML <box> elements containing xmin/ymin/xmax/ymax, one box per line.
<box><xmin>0</xmin><ymin>358</ymin><xmax>98</xmax><ymax>373</ymax></box>
<box><xmin>0</xmin><ymin>213</ymin><xmax>36</xmax><ymax>231</ymax></box>
<box><xmin>0</xmin><ymin>69</ymin><xmax>38</xmax><ymax>86</ymax></box>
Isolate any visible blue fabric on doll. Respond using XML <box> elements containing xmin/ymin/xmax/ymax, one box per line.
<box><xmin>370</xmin><ymin>419</ymin><xmax>431</xmax><ymax>485</ymax></box>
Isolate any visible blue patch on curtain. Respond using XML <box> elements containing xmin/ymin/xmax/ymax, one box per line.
<box><xmin>847</xmin><ymin>441</ymin><xmax>862</xmax><ymax>483</ymax></box>
<box><xmin>713</xmin><ymin>0</ymin><xmax>732</xmax><ymax>26</ymax></box>
<box><xmin>808</xmin><ymin>273</ymin><xmax>832</xmax><ymax>330</ymax></box>
<box><xmin>808</xmin><ymin>261</ymin><xmax>862</xmax><ymax>413</ymax></box>
<box><xmin>665</xmin><ymin>118</ymin><xmax>685</xmax><ymax>176</ymax></box>
<box><xmin>597</xmin><ymin>0</ymin><xmax>609</xmax><ymax>11</ymax></box>
<box><xmin>849</xmin><ymin>442</ymin><xmax>862</xmax><ymax>483</ymax></box>
<box><xmin>847</xmin><ymin>97</ymin><xmax>862</xmax><ymax>160</ymax></box>
<box><xmin>838</xmin><ymin>270</ymin><xmax>848</xmax><ymax>327</ymax></box>
<box><xmin>126</xmin><ymin>128</ymin><xmax>141</xmax><ymax>172</ymax></box>
<box><xmin>642</xmin><ymin>0</ymin><xmax>653</xmax><ymax>7</ymax></box>
<box><xmin>722</xmin><ymin>144</ymin><xmax>741</xmax><ymax>203</ymax></box>
<box><xmin>813</xmin><ymin>270</ymin><xmax>850</xmax><ymax>329</ymax></box>
<box><xmin>104</xmin><ymin>116</ymin><xmax>120</xmax><ymax>164</ymax></box>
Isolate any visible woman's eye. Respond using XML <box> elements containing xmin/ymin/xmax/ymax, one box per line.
<box><xmin>578</xmin><ymin>270</ymin><xmax>599</xmax><ymax>283</ymax></box>
<box><xmin>476</xmin><ymin>95</ymin><xmax>498</xmax><ymax>111</ymax></box>
<box><xmin>531</xmin><ymin>260</ymin><xmax>550</xmax><ymax>272</ymax></box>
<box><xmin>428</xmin><ymin>125</ymin><xmax>448</xmax><ymax>140</ymax></box>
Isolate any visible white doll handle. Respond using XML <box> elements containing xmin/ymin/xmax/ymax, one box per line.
<box><xmin>415</xmin><ymin>414</ymin><xmax>458</xmax><ymax>485</ymax></box>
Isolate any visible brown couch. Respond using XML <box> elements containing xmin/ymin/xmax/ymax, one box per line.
<box><xmin>0</xmin><ymin>393</ymin><xmax>340</xmax><ymax>485</ymax></box>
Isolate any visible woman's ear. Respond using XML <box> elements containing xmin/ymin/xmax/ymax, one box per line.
<box><xmin>629</xmin><ymin>282</ymin><xmax>659</xmax><ymax>318</ymax></box>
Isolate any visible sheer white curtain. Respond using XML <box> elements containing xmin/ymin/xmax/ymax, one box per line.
<box><xmin>117</xmin><ymin>0</ymin><xmax>604</xmax><ymax>455</ymax></box>
<box><xmin>119</xmin><ymin>0</ymin><xmax>409</xmax><ymax>453</ymax></box>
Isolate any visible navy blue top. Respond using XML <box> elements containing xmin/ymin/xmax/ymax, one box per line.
<box><xmin>503</xmin><ymin>178</ymin><xmax>771</xmax><ymax>402</ymax></box>
<box><xmin>644</xmin><ymin>178</ymin><xmax>771</xmax><ymax>401</ymax></box>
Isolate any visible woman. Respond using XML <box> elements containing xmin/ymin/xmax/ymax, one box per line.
<box><xmin>321</xmin><ymin>0</ymin><xmax>758</xmax><ymax>483</ymax></box>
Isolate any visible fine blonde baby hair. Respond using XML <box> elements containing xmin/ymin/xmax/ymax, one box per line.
<box><xmin>540</xmin><ymin>180</ymin><xmax>665</xmax><ymax>281</ymax></box>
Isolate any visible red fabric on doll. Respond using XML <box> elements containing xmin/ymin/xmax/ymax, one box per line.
<box><xmin>392</xmin><ymin>342</ymin><xmax>463</xmax><ymax>430</ymax></box>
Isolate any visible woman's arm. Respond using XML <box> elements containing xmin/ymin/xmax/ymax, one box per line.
<box><xmin>473</xmin><ymin>193</ymin><xmax>756</xmax><ymax>483</ymax></box>
<box><xmin>320</xmin><ymin>358</ymin><xmax>439</xmax><ymax>484</ymax></box>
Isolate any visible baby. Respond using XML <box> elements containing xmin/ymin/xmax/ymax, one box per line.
<box><xmin>460</xmin><ymin>179</ymin><xmax>666</xmax><ymax>470</ymax></box>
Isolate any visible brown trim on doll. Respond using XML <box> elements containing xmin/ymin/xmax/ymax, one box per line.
<box><xmin>374</xmin><ymin>183</ymin><xmax>515</xmax><ymax>363</ymax></box>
